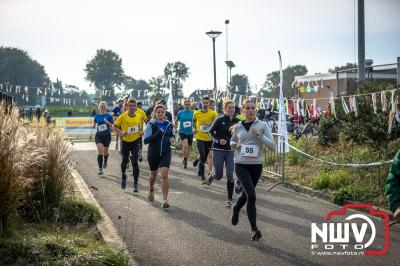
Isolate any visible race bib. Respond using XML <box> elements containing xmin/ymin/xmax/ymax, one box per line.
<box><xmin>98</xmin><ymin>124</ymin><xmax>108</xmax><ymax>132</ymax></box>
<box><xmin>199</xmin><ymin>125</ymin><xmax>209</xmax><ymax>132</ymax></box>
<box><xmin>183</xmin><ymin>121</ymin><xmax>192</xmax><ymax>128</ymax></box>
<box><xmin>240</xmin><ymin>144</ymin><xmax>259</xmax><ymax>158</ymax></box>
<box><xmin>127</xmin><ymin>126</ymin><xmax>139</xmax><ymax>134</ymax></box>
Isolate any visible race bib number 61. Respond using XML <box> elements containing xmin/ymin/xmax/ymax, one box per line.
<box><xmin>128</xmin><ymin>126</ymin><xmax>139</xmax><ymax>134</ymax></box>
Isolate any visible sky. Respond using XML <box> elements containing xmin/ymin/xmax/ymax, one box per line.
<box><xmin>0</xmin><ymin>0</ymin><xmax>399</xmax><ymax>96</ymax></box>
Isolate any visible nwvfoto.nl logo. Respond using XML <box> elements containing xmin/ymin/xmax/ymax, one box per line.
<box><xmin>311</xmin><ymin>204</ymin><xmax>390</xmax><ymax>256</ymax></box>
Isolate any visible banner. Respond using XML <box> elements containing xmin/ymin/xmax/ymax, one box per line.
<box><xmin>167</xmin><ymin>79</ymin><xmax>175</xmax><ymax>124</ymax></box>
<box><xmin>63</xmin><ymin>117</ymin><xmax>94</xmax><ymax>136</ymax></box>
<box><xmin>277</xmin><ymin>51</ymin><xmax>289</xmax><ymax>153</ymax></box>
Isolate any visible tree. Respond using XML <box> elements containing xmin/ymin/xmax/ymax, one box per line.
<box><xmin>84</xmin><ymin>49</ymin><xmax>124</xmax><ymax>100</ymax></box>
<box><xmin>230</xmin><ymin>74</ymin><xmax>249</xmax><ymax>95</ymax></box>
<box><xmin>149</xmin><ymin>76</ymin><xmax>166</xmax><ymax>99</ymax></box>
<box><xmin>264</xmin><ymin>65</ymin><xmax>308</xmax><ymax>98</ymax></box>
<box><xmin>134</xmin><ymin>80</ymin><xmax>151</xmax><ymax>92</ymax></box>
<box><xmin>0</xmin><ymin>46</ymin><xmax>49</xmax><ymax>87</ymax></box>
<box><xmin>328</xmin><ymin>63</ymin><xmax>357</xmax><ymax>73</ymax></box>
<box><xmin>164</xmin><ymin>61</ymin><xmax>189</xmax><ymax>101</ymax></box>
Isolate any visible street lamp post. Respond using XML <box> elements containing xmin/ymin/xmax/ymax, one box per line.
<box><xmin>206</xmin><ymin>30</ymin><xmax>222</xmax><ymax>93</ymax></box>
<box><xmin>225</xmin><ymin>20</ymin><xmax>230</xmax><ymax>90</ymax></box>
<box><xmin>225</xmin><ymin>60</ymin><xmax>235</xmax><ymax>92</ymax></box>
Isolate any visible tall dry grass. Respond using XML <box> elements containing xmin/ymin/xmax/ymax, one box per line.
<box><xmin>0</xmin><ymin>103</ymin><xmax>74</xmax><ymax>234</ymax></box>
<box><xmin>26</xmin><ymin>126</ymin><xmax>74</xmax><ymax>221</ymax></box>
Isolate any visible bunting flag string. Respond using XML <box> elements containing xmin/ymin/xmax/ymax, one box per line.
<box><xmin>330</xmin><ymin>97</ymin><xmax>336</xmax><ymax>117</ymax></box>
<box><xmin>381</xmin><ymin>90</ymin><xmax>387</xmax><ymax>112</ymax></box>
<box><xmin>341</xmin><ymin>96</ymin><xmax>350</xmax><ymax>114</ymax></box>
<box><xmin>371</xmin><ymin>93</ymin><xmax>377</xmax><ymax>114</ymax></box>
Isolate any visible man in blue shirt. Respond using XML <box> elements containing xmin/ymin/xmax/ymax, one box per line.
<box><xmin>176</xmin><ymin>99</ymin><xmax>194</xmax><ymax>168</ymax></box>
<box><xmin>112</xmin><ymin>98</ymin><xmax>123</xmax><ymax>151</ymax></box>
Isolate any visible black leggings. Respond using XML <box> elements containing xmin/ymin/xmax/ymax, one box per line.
<box><xmin>196</xmin><ymin>140</ymin><xmax>212</xmax><ymax>178</ymax></box>
<box><xmin>234</xmin><ymin>163</ymin><xmax>263</xmax><ymax>231</ymax></box>
<box><xmin>121</xmin><ymin>139</ymin><xmax>140</xmax><ymax>184</ymax></box>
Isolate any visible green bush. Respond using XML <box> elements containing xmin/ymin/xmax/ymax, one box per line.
<box><xmin>332</xmin><ymin>185</ymin><xmax>375</xmax><ymax>205</ymax></box>
<box><xmin>317</xmin><ymin>117</ymin><xmax>341</xmax><ymax>146</ymax></box>
<box><xmin>327</xmin><ymin>169</ymin><xmax>352</xmax><ymax>190</ymax></box>
<box><xmin>312</xmin><ymin>172</ymin><xmax>330</xmax><ymax>189</ymax></box>
<box><xmin>316</xmin><ymin>81</ymin><xmax>400</xmax><ymax>148</ymax></box>
<box><xmin>311</xmin><ymin>170</ymin><xmax>352</xmax><ymax>191</ymax></box>
<box><xmin>61</xmin><ymin>200</ymin><xmax>101</xmax><ymax>224</ymax></box>
<box><xmin>0</xmin><ymin>228</ymin><xmax>128</xmax><ymax>266</ymax></box>
<box><xmin>287</xmin><ymin>137</ymin><xmax>312</xmax><ymax>166</ymax></box>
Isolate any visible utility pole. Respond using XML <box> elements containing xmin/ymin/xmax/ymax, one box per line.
<box><xmin>357</xmin><ymin>0</ymin><xmax>365</xmax><ymax>83</ymax></box>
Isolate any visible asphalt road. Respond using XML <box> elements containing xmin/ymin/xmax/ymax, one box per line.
<box><xmin>72</xmin><ymin>140</ymin><xmax>400</xmax><ymax>266</ymax></box>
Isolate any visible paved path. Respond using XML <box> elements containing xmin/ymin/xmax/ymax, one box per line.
<box><xmin>72</xmin><ymin>140</ymin><xmax>400</xmax><ymax>266</ymax></box>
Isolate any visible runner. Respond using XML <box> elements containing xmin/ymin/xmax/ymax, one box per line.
<box><xmin>145</xmin><ymin>98</ymin><xmax>158</xmax><ymax>123</ymax></box>
<box><xmin>113</xmin><ymin>98</ymin><xmax>143</xmax><ymax>192</ymax></box>
<box><xmin>207</xmin><ymin>100</ymin><xmax>239</xmax><ymax>206</ymax></box>
<box><xmin>157</xmin><ymin>100</ymin><xmax>173</xmax><ymax>122</ymax></box>
<box><xmin>144</xmin><ymin>104</ymin><xmax>175</xmax><ymax>209</ymax></box>
<box><xmin>229</xmin><ymin>99</ymin><xmax>276</xmax><ymax>241</ymax></box>
<box><xmin>112</xmin><ymin>98</ymin><xmax>123</xmax><ymax>151</ymax></box>
<box><xmin>176</xmin><ymin>99</ymin><xmax>194</xmax><ymax>168</ymax></box>
<box><xmin>93</xmin><ymin>101</ymin><xmax>113</xmax><ymax>175</ymax></box>
<box><xmin>193</xmin><ymin>96</ymin><xmax>218</xmax><ymax>184</ymax></box>
<box><xmin>135</xmin><ymin>101</ymin><xmax>147</xmax><ymax>162</ymax></box>
<box><xmin>207</xmin><ymin>99</ymin><xmax>219</xmax><ymax>177</ymax></box>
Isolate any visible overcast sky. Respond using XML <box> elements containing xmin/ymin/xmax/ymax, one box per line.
<box><xmin>1</xmin><ymin>0</ymin><xmax>399</xmax><ymax>96</ymax></box>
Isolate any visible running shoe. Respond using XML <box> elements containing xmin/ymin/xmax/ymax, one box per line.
<box><xmin>251</xmin><ymin>230</ymin><xmax>262</xmax><ymax>241</ymax></box>
<box><xmin>206</xmin><ymin>172</ymin><xmax>214</xmax><ymax>186</ymax></box>
<box><xmin>201</xmin><ymin>177</ymin><xmax>207</xmax><ymax>185</ymax></box>
<box><xmin>230</xmin><ymin>204</ymin><xmax>239</xmax><ymax>225</ymax></box>
<box><xmin>226</xmin><ymin>199</ymin><xmax>234</xmax><ymax>207</ymax></box>
<box><xmin>235</xmin><ymin>181</ymin><xmax>243</xmax><ymax>194</ymax></box>
<box><xmin>148</xmin><ymin>189</ymin><xmax>154</xmax><ymax>202</ymax></box>
<box><xmin>121</xmin><ymin>173</ymin><xmax>127</xmax><ymax>189</ymax></box>
<box><xmin>161</xmin><ymin>200</ymin><xmax>170</xmax><ymax>209</ymax></box>
<box><xmin>192</xmin><ymin>158</ymin><xmax>199</xmax><ymax>167</ymax></box>
<box><xmin>98</xmin><ymin>168</ymin><xmax>104</xmax><ymax>175</ymax></box>
<box><xmin>133</xmin><ymin>183</ymin><xmax>139</xmax><ymax>193</ymax></box>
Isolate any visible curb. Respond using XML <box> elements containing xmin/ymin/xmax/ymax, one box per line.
<box><xmin>71</xmin><ymin>169</ymin><xmax>137</xmax><ymax>266</ymax></box>
<box><xmin>262</xmin><ymin>170</ymin><xmax>397</xmax><ymax>222</ymax></box>
<box><xmin>262</xmin><ymin>170</ymin><xmax>333</xmax><ymax>202</ymax></box>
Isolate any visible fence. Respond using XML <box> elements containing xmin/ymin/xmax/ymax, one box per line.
<box><xmin>263</xmin><ymin>133</ymin><xmax>297</xmax><ymax>192</ymax></box>
<box><xmin>0</xmin><ymin>89</ymin><xmax>15</xmax><ymax>110</ymax></box>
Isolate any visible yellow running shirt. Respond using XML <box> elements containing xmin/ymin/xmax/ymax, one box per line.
<box><xmin>193</xmin><ymin>109</ymin><xmax>218</xmax><ymax>141</ymax></box>
<box><xmin>136</xmin><ymin>108</ymin><xmax>147</xmax><ymax>131</ymax></box>
<box><xmin>114</xmin><ymin>112</ymin><xmax>142</xmax><ymax>142</ymax></box>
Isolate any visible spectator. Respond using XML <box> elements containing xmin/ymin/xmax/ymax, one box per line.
<box><xmin>385</xmin><ymin>150</ymin><xmax>400</xmax><ymax>223</ymax></box>
<box><xmin>43</xmin><ymin>110</ymin><xmax>51</xmax><ymax>126</ymax></box>
<box><xmin>67</xmin><ymin>108</ymin><xmax>73</xmax><ymax>117</ymax></box>
<box><xmin>91</xmin><ymin>108</ymin><xmax>97</xmax><ymax>117</ymax></box>
<box><xmin>28</xmin><ymin>107</ymin><xmax>33</xmax><ymax>121</ymax></box>
<box><xmin>35</xmin><ymin>107</ymin><xmax>41</xmax><ymax>122</ymax></box>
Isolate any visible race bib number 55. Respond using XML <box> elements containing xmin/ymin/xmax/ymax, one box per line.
<box><xmin>240</xmin><ymin>144</ymin><xmax>259</xmax><ymax>158</ymax></box>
